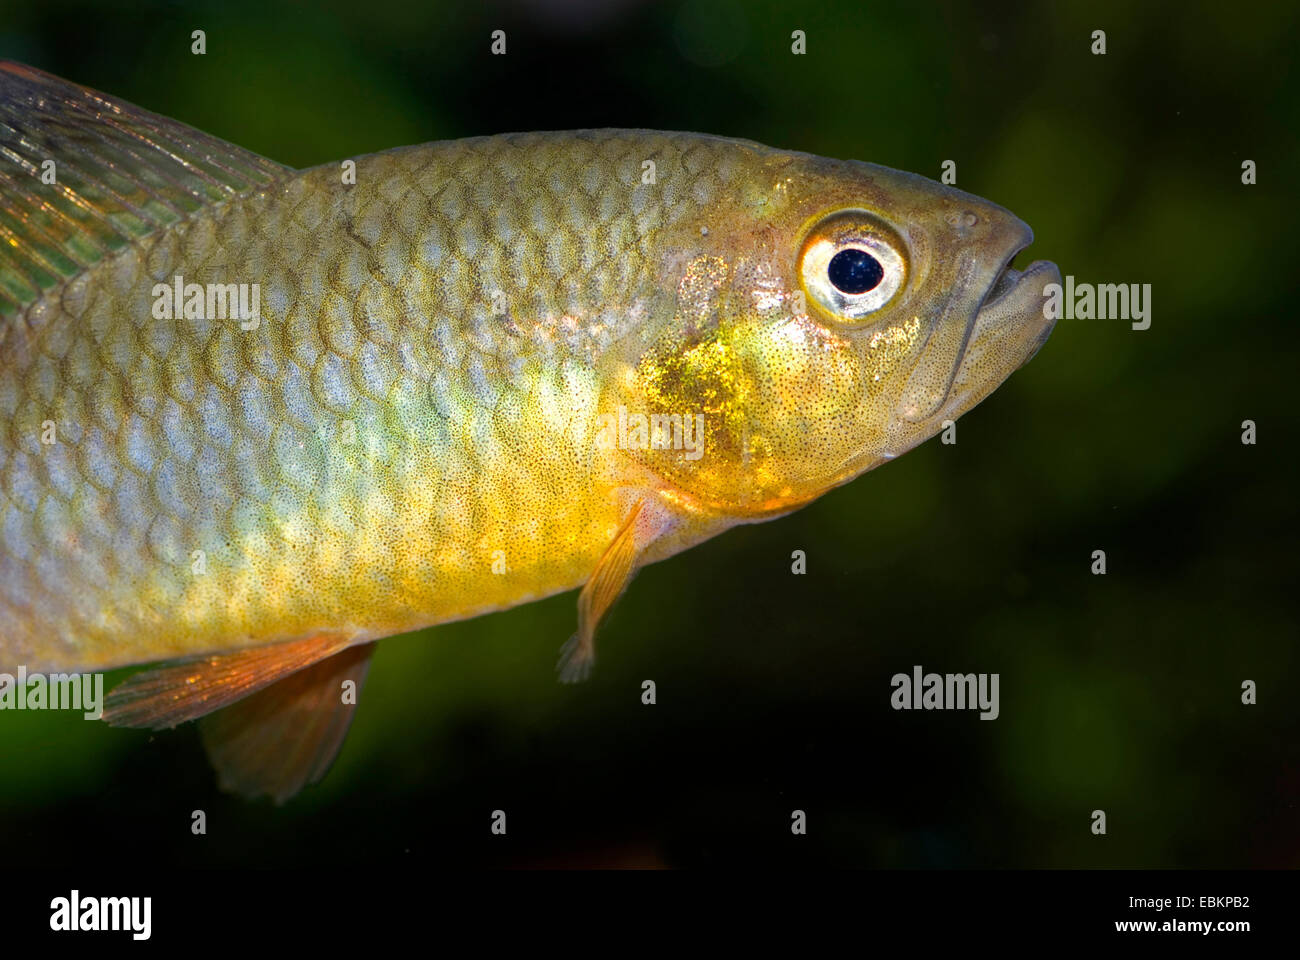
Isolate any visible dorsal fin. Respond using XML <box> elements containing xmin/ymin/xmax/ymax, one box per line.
<box><xmin>0</xmin><ymin>61</ymin><xmax>289</xmax><ymax>324</ymax></box>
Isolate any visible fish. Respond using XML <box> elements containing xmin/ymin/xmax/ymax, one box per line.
<box><xmin>0</xmin><ymin>62</ymin><xmax>1060</xmax><ymax>802</ymax></box>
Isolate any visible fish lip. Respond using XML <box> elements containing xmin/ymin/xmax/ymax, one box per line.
<box><xmin>977</xmin><ymin>241</ymin><xmax>1032</xmax><ymax>314</ymax></box>
<box><xmin>915</xmin><ymin>252</ymin><xmax>1058</xmax><ymax>435</ymax></box>
<box><xmin>969</xmin><ymin>255</ymin><xmax>1061</xmax><ymax>373</ymax></box>
<box><xmin>1013</xmin><ymin>259</ymin><xmax>1061</xmax><ymax>353</ymax></box>
<box><xmin>980</xmin><ymin>257</ymin><xmax>1061</xmax><ymax>312</ymax></box>
<box><xmin>973</xmin><ymin>243</ymin><xmax>1060</xmax><ymax>339</ymax></box>
<box><xmin>895</xmin><ymin>223</ymin><xmax>1038</xmax><ymax>426</ymax></box>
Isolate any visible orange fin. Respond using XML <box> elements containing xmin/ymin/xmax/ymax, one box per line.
<box><xmin>558</xmin><ymin>498</ymin><xmax>646</xmax><ymax>684</ymax></box>
<box><xmin>199</xmin><ymin>642</ymin><xmax>376</xmax><ymax>804</ymax></box>
<box><xmin>102</xmin><ymin>633</ymin><xmax>359</xmax><ymax>729</ymax></box>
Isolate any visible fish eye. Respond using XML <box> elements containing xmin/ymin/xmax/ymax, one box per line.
<box><xmin>827</xmin><ymin>248</ymin><xmax>883</xmax><ymax>294</ymax></box>
<box><xmin>799</xmin><ymin>211</ymin><xmax>906</xmax><ymax>322</ymax></box>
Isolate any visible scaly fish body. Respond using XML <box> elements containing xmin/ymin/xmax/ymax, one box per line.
<box><xmin>0</xmin><ymin>64</ymin><xmax>1059</xmax><ymax>800</ymax></box>
<box><xmin>3</xmin><ymin>135</ymin><xmax>728</xmax><ymax>671</ymax></box>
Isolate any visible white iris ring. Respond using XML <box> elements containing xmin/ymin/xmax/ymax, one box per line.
<box><xmin>802</xmin><ymin>234</ymin><xmax>905</xmax><ymax>320</ymax></box>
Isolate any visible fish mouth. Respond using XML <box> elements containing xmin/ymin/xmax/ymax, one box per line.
<box><xmin>898</xmin><ymin>216</ymin><xmax>1057</xmax><ymax>426</ymax></box>
<box><xmin>832</xmin><ymin>237</ymin><xmax>1060</xmax><ymax>483</ymax></box>
<box><xmin>922</xmin><ymin>238</ymin><xmax>1060</xmax><ymax>426</ymax></box>
<box><xmin>972</xmin><ymin>247</ymin><xmax>1061</xmax><ymax>368</ymax></box>
<box><xmin>978</xmin><ymin>241</ymin><xmax>1053</xmax><ymax>313</ymax></box>
<box><xmin>982</xmin><ymin>250</ymin><xmax>1029</xmax><ymax>307</ymax></box>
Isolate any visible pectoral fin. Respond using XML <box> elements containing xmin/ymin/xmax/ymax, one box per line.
<box><xmin>557</xmin><ymin>498</ymin><xmax>646</xmax><ymax>684</ymax></box>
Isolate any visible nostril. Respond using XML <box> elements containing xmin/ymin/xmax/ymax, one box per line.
<box><xmin>945</xmin><ymin>210</ymin><xmax>980</xmax><ymax>236</ymax></box>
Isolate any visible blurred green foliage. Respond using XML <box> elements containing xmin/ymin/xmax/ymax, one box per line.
<box><xmin>0</xmin><ymin>0</ymin><xmax>1295</xmax><ymax>868</ymax></box>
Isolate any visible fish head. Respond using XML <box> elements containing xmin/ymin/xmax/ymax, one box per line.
<box><xmin>609</xmin><ymin>144</ymin><xmax>1060</xmax><ymax>518</ymax></box>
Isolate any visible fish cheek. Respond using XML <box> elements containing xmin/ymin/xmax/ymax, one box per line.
<box><xmin>739</xmin><ymin>322</ymin><xmax>878</xmax><ymax>494</ymax></box>
<box><xmin>606</xmin><ymin>322</ymin><xmax>751</xmax><ymax>502</ymax></box>
<box><xmin>752</xmin><ymin>305</ymin><xmax>929</xmax><ymax>489</ymax></box>
<box><xmin>642</xmin><ymin>316</ymin><xmax>864</xmax><ymax>508</ymax></box>
<box><xmin>604</xmin><ymin>305</ymin><xmax>879</xmax><ymax>511</ymax></box>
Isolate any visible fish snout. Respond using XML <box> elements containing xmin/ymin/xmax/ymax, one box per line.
<box><xmin>934</xmin><ymin>255</ymin><xmax>1060</xmax><ymax>427</ymax></box>
<box><xmin>1015</xmin><ymin>259</ymin><xmax>1062</xmax><ymax>367</ymax></box>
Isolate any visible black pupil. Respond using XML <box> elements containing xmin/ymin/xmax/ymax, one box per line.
<box><xmin>827</xmin><ymin>248</ymin><xmax>883</xmax><ymax>294</ymax></box>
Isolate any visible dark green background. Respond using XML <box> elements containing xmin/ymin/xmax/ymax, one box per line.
<box><xmin>0</xmin><ymin>0</ymin><xmax>1295</xmax><ymax>868</ymax></box>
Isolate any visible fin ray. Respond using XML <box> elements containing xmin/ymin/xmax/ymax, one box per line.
<box><xmin>558</xmin><ymin>498</ymin><xmax>646</xmax><ymax>683</ymax></box>
<box><xmin>102</xmin><ymin>633</ymin><xmax>359</xmax><ymax>729</ymax></box>
<box><xmin>199</xmin><ymin>643</ymin><xmax>376</xmax><ymax>804</ymax></box>
<box><xmin>0</xmin><ymin>61</ymin><xmax>289</xmax><ymax>323</ymax></box>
